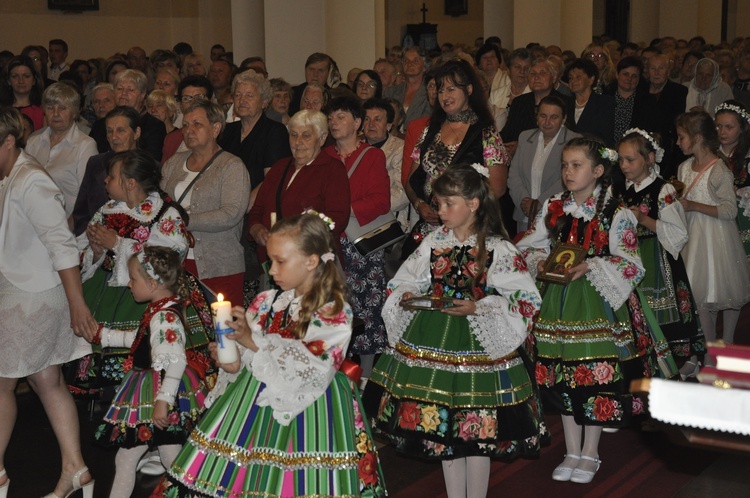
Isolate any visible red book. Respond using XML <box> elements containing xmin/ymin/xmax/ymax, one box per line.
<box><xmin>707</xmin><ymin>342</ymin><xmax>750</xmax><ymax>374</ymax></box>
<box><xmin>697</xmin><ymin>366</ymin><xmax>750</xmax><ymax>390</ymax></box>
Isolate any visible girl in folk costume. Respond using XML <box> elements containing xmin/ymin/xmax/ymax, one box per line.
<box><xmin>676</xmin><ymin>110</ymin><xmax>750</xmax><ymax>351</ymax></box>
<box><xmin>614</xmin><ymin>129</ymin><xmax>705</xmax><ymax>379</ymax></box>
<box><xmin>67</xmin><ymin>149</ymin><xmax>213</xmax><ymax>397</ymax></box>
<box><xmin>94</xmin><ymin>246</ymin><xmax>207</xmax><ymax>498</ymax></box>
<box><xmin>158</xmin><ymin>213</ymin><xmax>387</xmax><ymax>498</ymax></box>
<box><xmin>365</xmin><ymin>163</ymin><xmax>546</xmax><ymax>498</ymax></box>
<box><xmin>715</xmin><ymin>100</ymin><xmax>750</xmax><ymax>261</ymax></box>
<box><xmin>517</xmin><ymin>136</ymin><xmax>673</xmax><ymax>484</ymax></box>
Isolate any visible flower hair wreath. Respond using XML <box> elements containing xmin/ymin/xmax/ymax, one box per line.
<box><xmin>599</xmin><ymin>147</ymin><xmax>619</xmax><ymax>162</ymax></box>
<box><xmin>136</xmin><ymin>251</ymin><xmax>163</xmax><ymax>284</ymax></box>
<box><xmin>302</xmin><ymin>208</ymin><xmax>335</xmax><ymax>231</ymax></box>
<box><xmin>470</xmin><ymin>163</ymin><xmax>490</xmax><ymax>178</ymax></box>
<box><xmin>624</xmin><ymin>127</ymin><xmax>665</xmax><ymax>164</ymax></box>
<box><xmin>715</xmin><ymin>102</ymin><xmax>750</xmax><ymax>126</ymax></box>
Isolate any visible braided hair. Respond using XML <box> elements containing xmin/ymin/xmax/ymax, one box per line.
<box><xmin>133</xmin><ymin>245</ymin><xmax>190</xmax><ymax>302</ymax></box>
<box><xmin>546</xmin><ymin>135</ymin><xmax>616</xmax><ymax>240</ymax></box>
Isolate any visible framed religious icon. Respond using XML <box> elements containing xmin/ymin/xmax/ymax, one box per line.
<box><xmin>400</xmin><ymin>295</ymin><xmax>455</xmax><ymax>311</ymax></box>
<box><xmin>537</xmin><ymin>243</ymin><xmax>587</xmax><ymax>285</ymax></box>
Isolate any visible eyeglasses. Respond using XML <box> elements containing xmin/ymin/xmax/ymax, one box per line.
<box><xmin>180</xmin><ymin>94</ymin><xmax>206</xmax><ymax>104</ymax></box>
<box><xmin>356</xmin><ymin>81</ymin><xmax>377</xmax><ymax>89</ymax></box>
<box><xmin>587</xmin><ymin>53</ymin><xmax>606</xmax><ymax>60</ymax></box>
<box><xmin>30</xmin><ymin>57</ymin><xmax>40</xmax><ymax>62</ymax></box>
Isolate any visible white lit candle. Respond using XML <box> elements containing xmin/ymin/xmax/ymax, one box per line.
<box><xmin>211</xmin><ymin>293</ymin><xmax>238</xmax><ymax>364</ymax></box>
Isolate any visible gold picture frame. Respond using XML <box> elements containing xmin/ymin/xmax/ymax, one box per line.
<box><xmin>400</xmin><ymin>295</ymin><xmax>455</xmax><ymax>311</ymax></box>
<box><xmin>537</xmin><ymin>243</ymin><xmax>587</xmax><ymax>285</ymax></box>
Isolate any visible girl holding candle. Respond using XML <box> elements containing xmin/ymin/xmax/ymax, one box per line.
<box><xmin>157</xmin><ymin>212</ymin><xmax>387</xmax><ymax>497</ymax></box>
<box><xmin>94</xmin><ymin>246</ymin><xmax>207</xmax><ymax>498</ymax></box>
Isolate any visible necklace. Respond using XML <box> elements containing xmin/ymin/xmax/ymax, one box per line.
<box><xmin>446</xmin><ymin>108</ymin><xmax>478</xmax><ymax>124</ymax></box>
<box><xmin>575</xmin><ymin>96</ymin><xmax>589</xmax><ymax>108</ymax></box>
<box><xmin>336</xmin><ymin>139</ymin><xmax>363</xmax><ymax>161</ymax></box>
<box><xmin>509</xmin><ymin>85</ymin><xmax>525</xmax><ymax>97</ymax></box>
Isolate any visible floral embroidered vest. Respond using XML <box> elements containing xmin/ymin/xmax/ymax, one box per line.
<box><xmin>429</xmin><ymin>245</ymin><xmax>497</xmax><ymax>301</ymax></box>
<box><xmin>613</xmin><ymin>178</ymin><xmax>667</xmax><ymax>241</ymax></box>
<box><xmin>555</xmin><ymin>198</ymin><xmax>619</xmax><ymax>258</ymax></box>
<box><xmin>100</xmin><ymin>198</ymin><xmax>170</xmax><ymax>272</ymax></box>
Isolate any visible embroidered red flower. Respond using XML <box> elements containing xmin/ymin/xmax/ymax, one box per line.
<box><xmin>636</xmin><ymin>334</ymin><xmax>651</xmax><ymax>355</ymax></box>
<box><xmin>122</xmin><ymin>357</ymin><xmax>133</xmax><ymax>373</ymax></box>
<box><xmin>317</xmin><ymin>310</ymin><xmax>348</xmax><ymax>326</ymax></box>
<box><xmin>164</xmin><ymin>329</ymin><xmax>178</xmax><ymax>344</ymax></box>
<box><xmin>593</xmin><ymin>396</ymin><xmax>616</xmax><ymax>421</ymax></box>
<box><xmin>432</xmin><ymin>282</ymin><xmax>444</xmax><ymax>297</ymax></box>
<box><xmin>140</xmin><ymin>200</ymin><xmax>153</xmax><ymax>214</ymax></box>
<box><xmin>137</xmin><ymin>425</ymin><xmax>152</xmax><ymax>442</ymax></box>
<box><xmin>535</xmin><ymin>363</ymin><xmax>549</xmax><ymax>386</ymax></box>
<box><xmin>132</xmin><ymin>225</ymin><xmax>151</xmax><ymax>242</ymax></box>
<box><xmin>358</xmin><ymin>452</ymin><xmax>379</xmax><ymax>485</ymax></box>
<box><xmin>433</xmin><ymin>256</ymin><xmax>451</xmax><ymax>278</ymax></box>
<box><xmin>517</xmin><ymin>300</ymin><xmax>537</xmax><ymax>319</ymax></box>
<box><xmin>168</xmin><ymin>412</ymin><xmax>180</xmax><ymax>425</ymax></box>
<box><xmin>160</xmin><ymin>218</ymin><xmax>176</xmax><ymax>234</ymax></box>
<box><xmin>398</xmin><ymin>402</ymin><xmax>420</xmax><ymax>430</ymax></box>
<box><xmin>663</xmin><ymin>194</ymin><xmax>674</xmax><ymax>205</ymax></box>
<box><xmin>512</xmin><ymin>254</ymin><xmax>528</xmax><ymax>272</ymax></box>
<box><xmin>462</xmin><ymin>260</ymin><xmax>479</xmax><ymax>278</ymax></box>
<box><xmin>165</xmin><ymin>312</ymin><xmax>177</xmax><ymax>323</ymax></box>
<box><xmin>305</xmin><ymin>340</ymin><xmax>326</xmax><ymax>356</ymax></box>
<box><xmin>622</xmin><ymin>228</ymin><xmax>638</xmax><ymax>251</ymax></box>
<box><xmin>593</xmin><ymin>229</ymin><xmax>608</xmax><ymax>252</ymax></box>
<box><xmin>573</xmin><ymin>364</ymin><xmax>594</xmax><ymax>386</ymax></box>
<box><xmin>622</xmin><ymin>264</ymin><xmax>639</xmax><ymax>280</ymax></box>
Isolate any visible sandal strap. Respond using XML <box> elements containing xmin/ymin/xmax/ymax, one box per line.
<box><xmin>71</xmin><ymin>467</ymin><xmax>89</xmax><ymax>490</ymax></box>
<box><xmin>564</xmin><ymin>454</ymin><xmax>581</xmax><ymax>459</ymax></box>
<box><xmin>580</xmin><ymin>455</ymin><xmax>600</xmax><ymax>463</ymax></box>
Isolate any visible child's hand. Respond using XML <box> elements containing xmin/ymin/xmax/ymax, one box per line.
<box><xmin>153</xmin><ymin>400</ymin><xmax>169</xmax><ymax>429</ymax></box>
<box><xmin>679</xmin><ymin>198</ymin><xmax>692</xmax><ymax>211</ymax></box>
<box><xmin>441</xmin><ymin>299</ymin><xmax>477</xmax><ymax>316</ymax></box>
<box><xmin>629</xmin><ymin>206</ymin><xmax>645</xmax><ymax>223</ymax></box>
<box><xmin>226</xmin><ymin>306</ymin><xmax>258</xmax><ymax>352</ymax></box>
<box><xmin>537</xmin><ymin>260</ymin><xmax>545</xmax><ymax>273</ymax></box>
<box><xmin>401</xmin><ymin>292</ymin><xmax>417</xmax><ymax>303</ymax></box>
<box><xmin>208</xmin><ymin>342</ymin><xmax>242</xmax><ymax>373</ymax></box>
<box><xmin>86</xmin><ymin>223</ymin><xmax>118</xmax><ymax>251</ymax></box>
<box><xmin>567</xmin><ymin>262</ymin><xmax>589</xmax><ymax>281</ymax></box>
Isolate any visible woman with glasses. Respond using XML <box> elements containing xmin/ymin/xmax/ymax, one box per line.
<box><xmin>352</xmin><ymin>69</ymin><xmax>383</xmax><ymax>103</ymax></box>
<box><xmin>0</xmin><ymin>55</ymin><xmax>45</xmax><ymax>131</ymax></box>
<box><xmin>581</xmin><ymin>43</ymin><xmax>616</xmax><ymax>94</ymax></box>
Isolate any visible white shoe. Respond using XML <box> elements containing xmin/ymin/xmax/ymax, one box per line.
<box><xmin>602</xmin><ymin>427</ymin><xmax>619</xmax><ymax>433</ymax></box>
<box><xmin>570</xmin><ymin>455</ymin><xmax>601</xmax><ymax>484</ymax></box>
<box><xmin>0</xmin><ymin>468</ymin><xmax>9</xmax><ymax>498</ymax></box>
<box><xmin>551</xmin><ymin>454</ymin><xmax>580</xmax><ymax>481</ymax></box>
<box><xmin>137</xmin><ymin>454</ymin><xmax>166</xmax><ymax>476</ymax></box>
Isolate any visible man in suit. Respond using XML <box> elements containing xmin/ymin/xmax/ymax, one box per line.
<box><xmin>289</xmin><ymin>53</ymin><xmax>332</xmax><ymax>116</ymax></box>
<box><xmin>508</xmin><ymin>95</ymin><xmax>581</xmax><ymax>233</ymax></box>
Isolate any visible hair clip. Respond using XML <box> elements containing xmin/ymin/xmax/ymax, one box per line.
<box><xmin>599</xmin><ymin>147</ymin><xmax>619</xmax><ymax>162</ymax></box>
<box><xmin>321</xmin><ymin>252</ymin><xmax>335</xmax><ymax>263</ymax></box>
<box><xmin>470</xmin><ymin>163</ymin><xmax>490</xmax><ymax>178</ymax></box>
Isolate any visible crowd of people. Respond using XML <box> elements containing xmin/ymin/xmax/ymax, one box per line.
<box><xmin>0</xmin><ymin>31</ymin><xmax>749</xmax><ymax>498</ymax></box>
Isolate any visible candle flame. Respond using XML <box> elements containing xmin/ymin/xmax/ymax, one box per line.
<box><xmin>217</xmin><ymin>293</ymin><xmax>224</xmax><ymax>302</ymax></box>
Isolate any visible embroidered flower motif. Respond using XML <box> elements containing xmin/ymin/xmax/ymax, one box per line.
<box><xmin>159</xmin><ymin>218</ymin><xmax>176</xmax><ymax>234</ymax></box>
<box><xmin>248</xmin><ymin>293</ymin><xmax>267</xmax><ymax>314</ymax></box>
<box><xmin>398</xmin><ymin>402</ymin><xmax>420</xmax><ymax>430</ymax></box>
<box><xmin>122</xmin><ymin>357</ymin><xmax>133</xmax><ymax>373</ymax></box>
<box><xmin>512</xmin><ymin>254</ymin><xmax>528</xmax><ymax>272</ymax></box>
<box><xmin>358</xmin><ymin>452</ymin><xmax>379</xmax><ymax>485</ymax></box>
<box><xmin>622</xmin><ymin>227</ymin><xmax>637</xmax><ymax>251</ymax></box>
<box><xmin>638</xmin><ymin>203</ymin><xmax>650</xmax><ymax>215</ymax></box>
<box><xmin>517</xmin><ymin>300</ymin><xmax>537</xmax><ymax>319</ymax></box>
<box><xmin>168</xmin><ymin>412</ymin><xmax>180</xmax><ymax>425</ymax></box>
<box><xmin>165</xmin><ymin>312</ymin><xmax>177</xmax><ymax>323</ymax></box>
<box><xmin>420</xmin><ymin>404</ymin><xmax>441</xmax><ymax>432</ymax></box>
<box><xmin>433</xmin><ymin>256</ymin><xmax>451</xmax><ymax>277</ymax></box>
<box><xmin>137</xmin><ymin>425</ymin><xmax>152</xmax><ymax>442</ymax></box>
<box><xmin>132</xmin><ymin>242</ymin><xmax>143</xmax><ymax>253</ymax></box>
<box><xmin>305</xmin><ymin>340</ymin><xmax>325</xmax><ymax>356</ymax></box>
<box><xmin>164</xmin><ymin>329</ymin><xmax>178</xmax><ymax>344</ymax></box>
<box><xmin>317</xmin><ymin>309</ymin><xmax>348</xmax><ymax>326</ymax></box>
<box><xmin>592</xmin><ymin>362</ymin><xmax>615</xmax><ymax>384</ymax></box>
<box><xmin>457</xmin><ymin>412</ymin><xmax>482</xmax><ymax>440</ymax></box>
<box><xmin>663</xmin><ymin>193</ymin><xmax>674</xmax><ymax>205</ymax></box>
<box><xmin>132</xmin><ymin>225</ymin><xmax>151</xmax><ymax>243</ymax></box>
<box><xmin>622</xmin><ymin>263</ymin><xmax>639</xmax><ymax>280</ymax></box>
<box><xmin>632</xmin><ymin>396</ymin><xmax>644</xmax><ymax>415</ymax></box>
<box><xmin>479</xmin><ymin>415</ymin><xmax>497</xmax><ymax>439</ymax></box>
<box><xmin>573</xmin><ymin>364</ymin><xmax>594</xmax><ymax>386</ymax></box>
<box><xmin>330</xmin><ymin>347</ymin><xmax>344</xmax><ymax>369</ymax></box>
<box><xmin>592</xmin><ymin>396</ymin><xmax>617</xmax><ymax>421</ymax></box>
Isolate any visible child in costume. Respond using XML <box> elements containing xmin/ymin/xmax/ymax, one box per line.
<box><xmin>517</xmin><ymin>137</ymin><xmax>668</xmax><ymax>484</ymax></box>
<box><xmin>159</xmin><ymin>212</ymin><xmax>387</xmax><ymax>497</ymax></box>
<box><xmin>94</xmin><ymin>245</ymin><xmax>206</xmax><ymax>497</ymax></box>
<box><xmin>365</xmin><ymin>163</ymin><xmax>545</xmax><ymax>498</ymax></box>
<box><xmin>614</xmin><ymin>128</ymin><xmax>705</xmax><ymax>378</ymax></box>
<box><xmin>676</xmin><ymin>110</ymin><xmax>750</xmax><ymax>354</ymax></box>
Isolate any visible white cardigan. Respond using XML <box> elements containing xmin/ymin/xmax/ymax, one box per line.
<box><xmin>0</xmin><ymin>150</ymin><xmax>79</xmax><ymax>292</ymax></box>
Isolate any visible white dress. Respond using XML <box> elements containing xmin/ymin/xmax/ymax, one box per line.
<box><xmin>678</xmin><ymin>158</ymin><xmax>750</xmax><ymax>310</ymax></box>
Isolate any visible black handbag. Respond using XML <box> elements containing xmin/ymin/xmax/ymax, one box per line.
<box><xmin>345</xmin><ymin>146</ymin><xmax>405</xmax><ymax>256</ymax></box>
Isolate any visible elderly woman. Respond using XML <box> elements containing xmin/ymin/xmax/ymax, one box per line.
<box><xmin>581</xmin><ymin>43</ymin><xmax>616</xmax><ymax>94</ymax></box>
<box><xmin>248</xmin><ymin>110</ymin><xmax>350</xmax><ymax>263</ymax></box>
<box><xmin>407</xmin><ymin>59</ymin><xmax>508</xmax><ymax>236</ymax></box>
<box><xmin>0</xmin><ymin>55</ymin><xmax>45</xmax><ymax>131</ymax></box>
<box><xmin>182</xmin><ymin>53</ymin><xmax>207</xmax><ymax>78</ymax></box>
<box><xmin>266</xmin><ymin>77</ymin><xmax>292</xmax><ymax>124</ymax></box>
<box><xmin>508</xmin><ymin>95</ymin><xmax>581</xmax><ymax>232</ymax></box>
<box><xmin>218</xmin><ymin>70</ymin><xmax>291</xmax><ymax>301</ymax></box>
<box><xmin>146</xmin><ymin>89</ymin><xmax>182</xmax><ymax>162</ymax></box>
<box><xmin>162</xmin><ymin>100</ymin><xmax>250</xmax><ymax>307</ymax></box>
<box><xmin>90</xmin><ymin>82</ymin><xmax>115</xmax><ymax>120</ymax></box>
<box><xmin>0</xmin><ymin>107</ymin><xmax>96</xmax><ymax>498</ymax></box>
<box><xmin>324</xmin><ymin>96</ymin><xmax>390</xmax><ymax>374</ymax></box>
<box><xmin>565</xmin><ymin>58</ymin><xmax>615</xmax><ymax>146</ymax></box>
<box><xmin>501</xmin><ymin>57</ymin><xmax>569</xmax><ymax>157</ymax></box>
<box><xmin>112</xmin><ymin>69</ymin><xmax>167</xmax><ymax>161</ymax></box>
<box><xmin>25</xmin><ymin>82</ymin><xmax>98</xmax><ymax>219</ymax></box>
<box><xmin>72</xmin><ymin>106</ymin><xmax>141</xmax><ymax>236</ymax></box>
<box><xmin>353</xmin><ymin>69</ymin><xmax>383</xmax><ymax>103</ymax></box>
<box><xmin>155</xmin><ymin>67</ymin><xmax>180</xmax><ymax>98</ymax></box>
<box><xmin>686</xmin><ymin>58</ymin><xmax>734</xmax><ymax>117</ymax></box>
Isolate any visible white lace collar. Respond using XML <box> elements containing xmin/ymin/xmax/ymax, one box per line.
<box><xmin>271</xmin><ymin>289</ymin><xmax>303</xmax><ymax>321</ymax></box>
<box><xmin>561</xmin><ymin>185</ymin><xmax>611</xmax><ymax>221</ymax></box>
<box><xmin>625</xmin><ymin>170</ymin><xmax>657</xmax><ymax>192</ymax></box>
<box><xmin>432</xmin><ymin>226</ymin><xmax>478</xmax><ymax>247</ymax></box>
<box><xmin>101</xmin><ymin>191</ymin><xmax>165</xmax><ymax>222</ymax></box>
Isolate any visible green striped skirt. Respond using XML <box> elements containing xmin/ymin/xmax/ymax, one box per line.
<box><xmin>364</xmin><ymin>310</ymin><xmax>548</xmax><ymax>461</ymax></box>
<box><xmin>162</xmin><ymin>369</ymin><xmax>387</xmax><ymax>497</ymax></box>
<box><xmin>533</xmin><ymin>277</ymin><xmax>677</xmax><ymax>427</ymax></box>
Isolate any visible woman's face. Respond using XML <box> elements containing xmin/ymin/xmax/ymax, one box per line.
<box><xmin>509</xmin><ymin>58</ymin><xmax>531</xmax><ymax>86</ymax></box>
<box><xmin>716</xmin><ymin>112</ymin><xmax>742</xmax><ymax>148</ymax></box>
<box><xmin>106</xmin><ymin>115</ymin><xmax>140</xmax><ymax>152</ymax></box>
<box><xmin>233</xmin><ymin>82</ymin><xmax>264</xmax><ymax>120</ymax></box>
<box><xmin>44</xmin><ymin>102</ymin><xmax>76</xmax><ymax>134</ymax></box>
<box><xmin>155</xmin><ymin>73</ymin><xmax>178</xmax><ymax>97</ymax></box>
<box><xmin>682</xmin><ymin>56</ymin><xmax>699</xmax><ymax>81</ymax></box>
<box><xmin>438</xmin><ymin>78</ymin><xmax>471</xmax><ymax>115</ymax></box>
<box><xmin>355</xmin><ymin>74</ymin><xmax>377</xmax><ymax>101</ymax></box>
<box><xmin>9</xmin><ymin>65</ymin><xmax>34</xmax><ymax>96</ymax></box>
<box><xmin>270</xmin><ymin>90</ymin><xmax>290</xmax><ymax>115</ymax></box>
<box><xmin>426</xmin><ymin>79</ymin><xmax>437</xmax><ymax>108</ymax></box>
<box><xmin>567</xmin><ymin>68</ymin><xmax>594</xmax><ymax>95</ymax></box>
<box><xmin>618</xmin><ymin>140</ymin><xmax>652</xmax><ymax>184</ymax></box>
<box><xmin>536</xmin><ymin>103</ymin><xmax>564</xmax><ymax>139</ymax></box>
<box><xmin>328</xmin><ymin>110</ymin><xmax>361</xmax><ymax>142</ymax></box>
<box><xmin>182</xmin><ymin>108</ymin><xmax>220</xmax><ymax>151</ymax></box>
<box><xmin>146</xmin><ymin>98</ymin><xmax>170</xmax><ymax>125</ymax></box>
<box><xmin>289</xmin><ymin>124</ymin><xmax>324</xmax><ymax>165</ymax></box>
<box><xmin>26</xmin><ymin>50</ymin><xmax>43</xmax><ymax>75</ymax></box>
<box><xmin>695</xmin><ymin>62</ymin><xmax>714</xmax><ymax>91</ymax></box>
<box><xmin>108</xmin><ymin>63</ymin><xmax>127</xmax><ymax>83</ymax></box>
<box><xmin>528</xmin><ymin>64</ymin><xmax>554</xmax><ymax>93</ymax></box>
<box><xmin>586</xmin><ymin>47</ymin><xmax>607</xmax><ymax>71</ymax></box>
